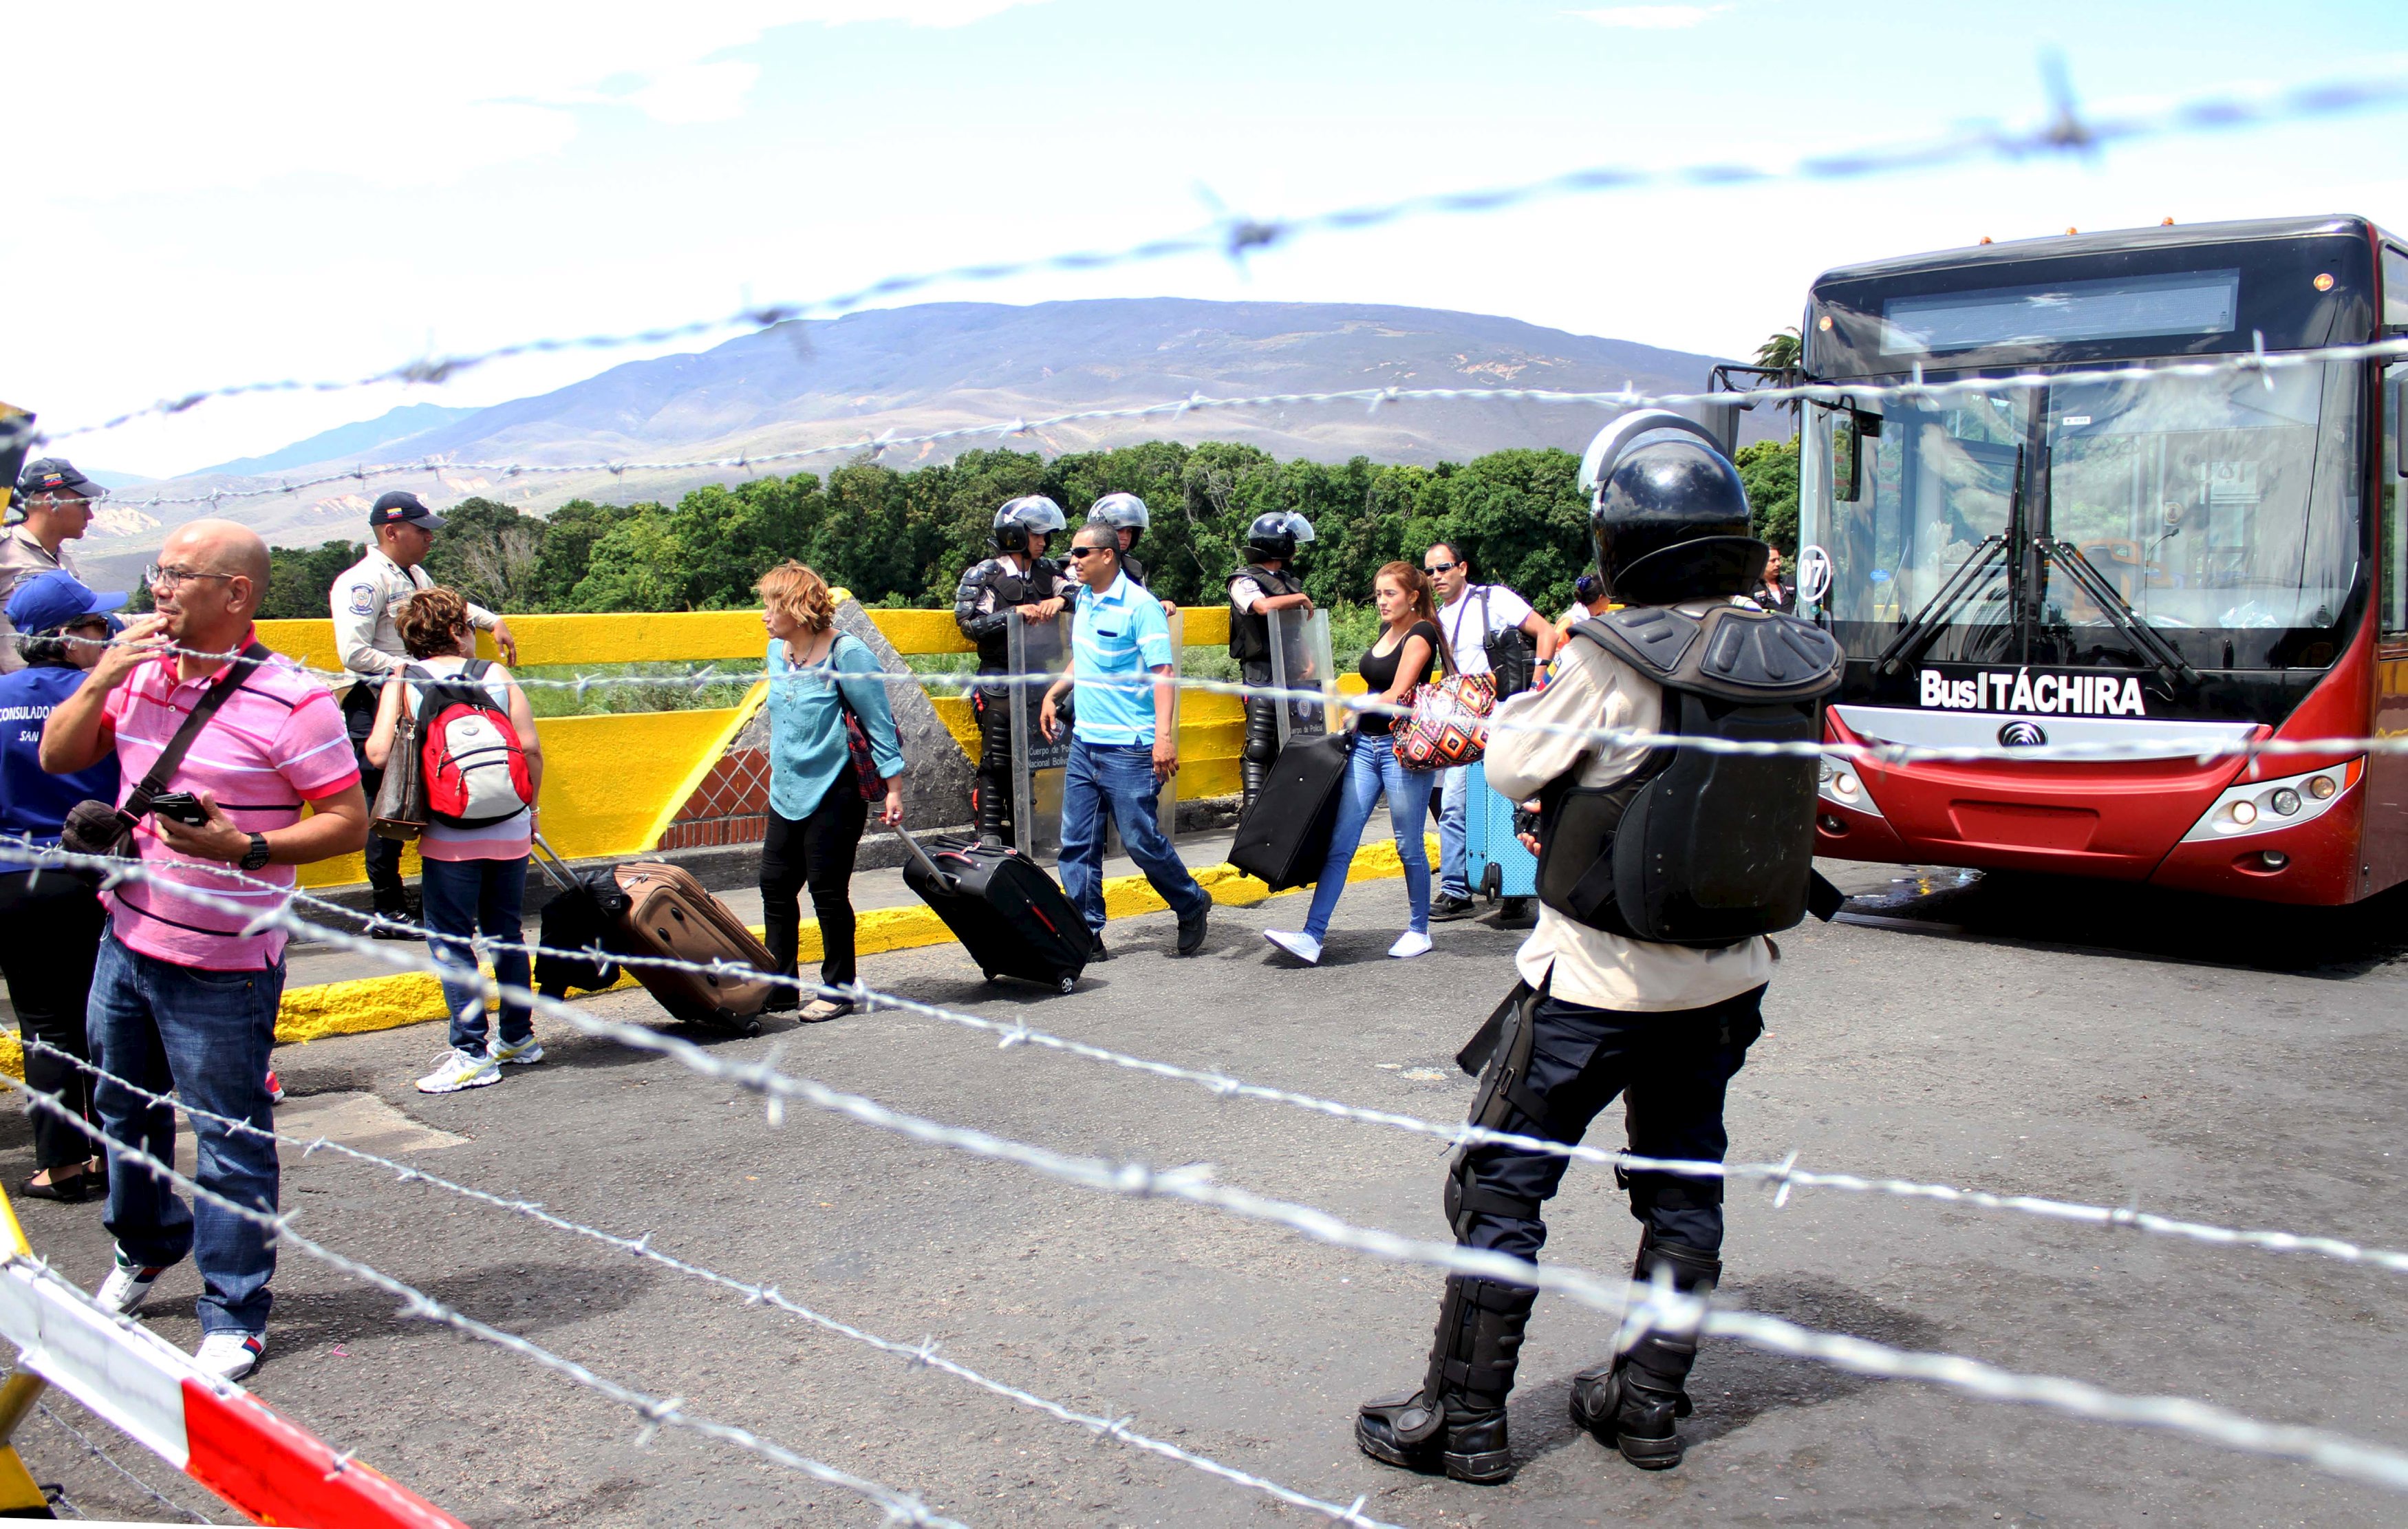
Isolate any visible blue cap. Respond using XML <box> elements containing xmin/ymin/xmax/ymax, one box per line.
<box><xmin>369</xmin><ymin>490</ymin><xmax>445</xmax><ymax>530</ymax></box>
<box><xmin>6</xmin><ymin>571</ymin><xmax>128</xmax><ymax>637</ymax></box>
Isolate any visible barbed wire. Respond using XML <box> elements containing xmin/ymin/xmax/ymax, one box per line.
<box><xmin>39</xmin><ymin>61</ymin><xmax>2408</xmax><ymax>448</ymax></box>
<box><xmin>18</xmin><ymin>848</ymin><xmax>2408</xmax><ymax>1497</ymax></box>
<box><xmin>30</xmin><ymin>1400</ymin><xmax>219</xmax><ymax>1526</ymax></box>
<box><xmin>36</xmin><ymin>628</ymin><xmax>2392</xmax><ymax>769</ymax></box>
<box><xmin>83</xmin><ymin>325</ymin><xmax>2408</xmax><ymax>513</ymax></box>
<box><xmin>6</xmin><ymin>1040</ymin><xmax>1399</xmax><ymax>1529</ymax></box>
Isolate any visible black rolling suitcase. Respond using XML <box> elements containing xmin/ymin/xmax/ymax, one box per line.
<box><xmin>901</xmin><ymin>831</ymin><xmax>1090</xmax><ymax>994</ymax></box>
<box><xmin>1229</xmin><ymin>730</ymin><xmax>1353</xmax><ymax>891</ymax></box>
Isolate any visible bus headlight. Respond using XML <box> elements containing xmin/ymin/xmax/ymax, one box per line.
<box><xmin>2180</xmin><ymin>759</ymin><xmax>2361</xmax><ymax>843</ymax></box>
<box><xmin>1818</xmin><ymin>752</ymin><xmax>1885</xmax><ymax>817</ymax></box>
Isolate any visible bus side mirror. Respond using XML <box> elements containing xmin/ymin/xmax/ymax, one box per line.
<box><xmin>1833</xmin><ymin>412</ymin><xmax>1862</xmax><ymax>502</ymax></box>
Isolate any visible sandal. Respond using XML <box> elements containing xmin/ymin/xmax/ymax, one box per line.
<box><xmin>798</xmin><ymin>997</ymin><xmax>854</xmax><ymax>1024</ymax></box>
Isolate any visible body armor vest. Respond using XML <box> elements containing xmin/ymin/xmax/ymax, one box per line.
<box><xmin>1534</xmin><ymin>603</ymin><xmax>1842</xmax><ymax>948</ymax></box>
<box><xmin>1227</xmin><ymin>564</ymin><xmax>1302</xmax><ymax>663</ymax></box>
<box><xmin>971</xmin><ymin>557</ymin><xmax>1060</xmax><ymax>672</ymax></box>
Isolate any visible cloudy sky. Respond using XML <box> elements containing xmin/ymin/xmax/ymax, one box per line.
<box><xmin>19</xmin><ymin>0</ymin><xmax>2408</xmax><ymax>478</ymax></box>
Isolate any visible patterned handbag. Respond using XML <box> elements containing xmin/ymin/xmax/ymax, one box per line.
<box><xmin>1394</xmin><ymin>672</ymin><xmax>1496</xmax><ymax>771</ymax></box>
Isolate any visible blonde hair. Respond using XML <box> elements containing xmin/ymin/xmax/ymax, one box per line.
<box><xmin>396</xmin><ymin>588</ymin><xmax>473</xmax><ymax>659</ymax></box>
<box><xmin>1374</xmin><ymin>561</ymin><xmax>1456</xmax><ymax>674</ymax></box>
<box><xmin>757</xmin><ymin>561</ymin><xmax>836</xmax><ymax>634</ymax></box>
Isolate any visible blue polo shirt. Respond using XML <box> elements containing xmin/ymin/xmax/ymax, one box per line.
<box><xmin>1071</xmin><ymin>573</ymin><xmax>1175</xmax><ymax>746</ymax></box>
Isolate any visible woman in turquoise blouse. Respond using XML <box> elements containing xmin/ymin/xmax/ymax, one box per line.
<box><xmin>757</xmin><ymin>562</ymin><xmax>908</xmax><ymax>1021</ymax></box>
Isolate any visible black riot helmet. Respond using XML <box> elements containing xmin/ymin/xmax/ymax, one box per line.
<box><xmin>1244</xmin><ymin>511</ymin><xmax>1315</xmax><ymax>564</ymax></box>
<box><xmin>991</xmin><ymin>494</ymin><xmax>1068</xmax><ymax>555</ymax></box>
<box><xmin>1088</xmin><ymin>492</ymin><xmax>1150</xmax><ymax>550</ymax></box>
<box><xmin>1578</xmin><ymin>409</ymin><xmax>1765</xmax><ymax>606</ymax></box>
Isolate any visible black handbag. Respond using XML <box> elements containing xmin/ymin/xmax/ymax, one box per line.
<box><xmin>1476</xmin><ymin>588</ymin><xmax>1537</xmax><ymax>700</ymax></box>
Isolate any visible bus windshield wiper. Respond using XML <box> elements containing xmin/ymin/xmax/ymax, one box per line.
<box><xmin>1875</xmin><ymin>535</ymin><xmax>2006</xmax><ymax>675</ymax></box>
<box><xmin>2038</xmin><ymin>538</ymin><xmax>2202</xmax><ymax>687</ymax></box>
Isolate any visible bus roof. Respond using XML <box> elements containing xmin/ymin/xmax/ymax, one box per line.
<box><xmin>1812</xmin><ymin>215</ymin><xmax>2398</xmax><ymax>290</ymax></box>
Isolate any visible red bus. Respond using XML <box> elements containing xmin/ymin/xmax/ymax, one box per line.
<box><xmin>1798</xmin><ymin>215</ymin><xmax>2408</xmax><ymax>904</ymax></box>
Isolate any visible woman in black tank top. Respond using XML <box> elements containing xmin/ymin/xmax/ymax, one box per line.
<box><xmin>1263</xmin><ymin>564</ymin><xmax>1454</xmax><ymax>965</ymax></box>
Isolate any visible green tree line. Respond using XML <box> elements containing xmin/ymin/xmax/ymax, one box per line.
<box><xmin>244</xmin><ymin>435</ymin><xmax>1802</xmax><ymax>623</ymax></box>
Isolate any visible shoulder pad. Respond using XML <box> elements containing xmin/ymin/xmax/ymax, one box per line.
<box><xmin>1575</xmin><ymin>604</ymin><xmax>1841</xmax><ymax>701</ymax></box>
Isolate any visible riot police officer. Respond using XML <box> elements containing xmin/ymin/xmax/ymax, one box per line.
<box><xmin>1225</xmin><ymin>511</ymin><xmax>1315</xmax><ymax>812</ymax></box>
<box><xmin>1088</xmin><ymin>492</ymin><xmax>1178</xmax><ymax>614</ymax></box>
<box><xmin>1355</xmin><ymin>411</ymin><xmax>1840</xmax><ymax>1483</ymax></box>
<box><xmin>952</xmin><ymin>495</ymin><xmax>1074</xmax><ymax>845</ymax></box>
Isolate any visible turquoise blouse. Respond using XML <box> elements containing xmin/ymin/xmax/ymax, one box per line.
<box><xmin>765</xmin><ymin>634</ymin><xmax>908</xmax><ymax>820</ymax></box>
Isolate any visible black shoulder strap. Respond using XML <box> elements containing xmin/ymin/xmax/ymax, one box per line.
<box><xmin>123</xmin><ymin>642</ymin><xmax>269</xmax><ymax>819</ymax></box>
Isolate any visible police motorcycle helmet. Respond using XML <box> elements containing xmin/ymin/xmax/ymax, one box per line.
<box><xmin>1088</xmin><ymin>492</ymin><xmax>1150</xmax><ymax>550</ymax></box>
<box><xmin>1244</xmin><ymin>511</ymin><xmax>1315</xmax><ymax>563</ymax></box>
<box><xmin>991</xmin><ymin>494</ymin><xmax>1068</xmax><ymax>554</ymax></box>
<box><xmin>1578</xmin><ymin>409</ymin><xmax>1765</xmax><ymax>606</ymax></box>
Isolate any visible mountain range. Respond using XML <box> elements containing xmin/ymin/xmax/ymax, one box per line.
<box><xmin>85</xmin><ymin>298</ymin><xmax>1768</xmax><ymax>569</ymax></box>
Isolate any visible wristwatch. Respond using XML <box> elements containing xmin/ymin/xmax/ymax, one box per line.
<box><xmin>239</xmin><ymin>833</ymin><xmax>271</xmax><ymax>872</ymax></box>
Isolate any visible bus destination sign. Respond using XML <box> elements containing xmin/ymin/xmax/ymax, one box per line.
<box><xmin>1918</xmin><ymin>668</ymin><xmax>2149</xmax><ymax>718</ymax></box>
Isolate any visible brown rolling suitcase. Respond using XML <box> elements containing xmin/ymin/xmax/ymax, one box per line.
<box><xmin>610</xmin><ymin>860</ymin><xmax>780</xmax><ymax>1034</ymax></box>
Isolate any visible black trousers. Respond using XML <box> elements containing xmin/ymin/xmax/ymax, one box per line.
<box><xmin>760</xmin><ymin>769</ymin><xmax>870</xmax><ymax>991</ymax></box>
<box><xmin>0</xmin><ymin>873</ymin><xmax>108</xmax><ymax>1169</ymax></box>
<box><xmin>1457</xmin><ymin>986</ymin><xmax>1765</xmax><ymax>1262</ymax></box>
<box><xmin>343</xmin><ymin>685</ymin><xmax>407</xmax><ymax>912</ymax></box>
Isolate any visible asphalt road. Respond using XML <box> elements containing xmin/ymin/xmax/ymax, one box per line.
<box><xmin>12</xmin><ymin>853</ymin><xmax>2408</xmax><ymax>1528</ymax></box>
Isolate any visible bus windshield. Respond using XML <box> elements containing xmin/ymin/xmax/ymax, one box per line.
<box><xmin>1800</xmin><ymin>361</ymin><xmax>2361</xmax><ymax>673</ymax></box>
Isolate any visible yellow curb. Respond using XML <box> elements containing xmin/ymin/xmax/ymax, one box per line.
<box><xmin>0</xmin><ymin>834</ymin><xmax>1443</xmax><ymax>1078</ymax></box>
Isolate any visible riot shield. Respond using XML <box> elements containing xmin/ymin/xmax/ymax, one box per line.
<box><xmin>1008</xmin><ymin>610</ymin><xmax>1075</xmax><ymax>862</ymax></box>
<box><xmin>1266</xmin><ymin>607</ymin><xmax>1337</xmax><ymax>748</ymax></box>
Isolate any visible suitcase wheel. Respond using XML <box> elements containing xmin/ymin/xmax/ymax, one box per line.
<box><xmin>1481</xmin><ymin>863</ymin><xmax>1502</xmax><ymax>901</ymax></box>
<box><xmin>1057</xmin><ymin>976</ymin><xmax>1076</xmax><ymax>994</ymax></box>
<box><xmin>982</xmin><ymin>970</ymin><xmax>999</xmax><ymax>984</ymax></box>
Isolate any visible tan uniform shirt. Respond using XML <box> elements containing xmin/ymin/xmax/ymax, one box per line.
<box><xmin>0</xmin><ymin>528</ymin><xmax>75</xmax><ymax>675</ymax></box>
<box><xmin>1485</xmin><ymin>609</ymin><xmax>1774</xmax><ymax>1012</ymax></box>
<box><xmin>330</xmin><ymin>548</ymin><xmax>497</xmax><ymax>682</ymax></box>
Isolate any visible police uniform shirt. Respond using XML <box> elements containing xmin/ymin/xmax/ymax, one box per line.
<box><xmin>0</xmin><ymin>528</ymin><xmax>75</xmax><ymax>676</ymax></box>
<box><xmin>1485</xmin><ymin>608</ymin><xmax>1774</xmax><ymax>1012</ymax></box>
<box><xmin>331</xmin><ymin>548</ymin><xmax>498</xmax><ymax>678</ymax></box>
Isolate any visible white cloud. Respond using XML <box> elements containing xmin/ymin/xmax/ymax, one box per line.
<box><xmin>14</xmin><ymin>1</ymin><xmax>1049</xmax><ymax>196</ymax></box>
<box><xmin>1569</xmin><ymin>6</ymin><xmax>1728</xmax><ymax>29</ymax></box>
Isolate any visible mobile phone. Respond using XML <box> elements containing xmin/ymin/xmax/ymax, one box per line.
<box><xmin>149</xmin><ymin>791</ymin><xmax>211</xmax><ymax>826</ymax></box>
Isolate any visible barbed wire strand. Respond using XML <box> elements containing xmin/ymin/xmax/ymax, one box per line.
<box><xmin>3</xmin><ymin>1047</ymin><xmax>1401</xmax><ymax>1529</ymax></box>
<box><xmin>39</xmin><ymin>61</ymin><xmax>2408</xmax><ymax>446</ymax></box>
<box><xmin>83</xmin><ymin>327</ymin><xmax>2408</xmax><ymax>511</ymax></box>
<box><xmin>23</xmin><ymin>846</ymin><xmax>2408</xmax><ymax>1283</ymax></box>
<box><xmin>19</xmin><ymin>853</ymin><xmax>2408</xmax><ymax>1497</ymax></box>
<box><xmin>36</xmin><ymin>629</ymin><xmax>2393</xmax><ymax>771</ymax></box>
<box><xmin>30</xmin><ymin>1400</ymin><xmax>219</xmax><ymax>1525</ymax></box>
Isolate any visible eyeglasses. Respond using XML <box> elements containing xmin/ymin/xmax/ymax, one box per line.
<box><xmin>1066</xmin><ymin>546</ymin><xmax>1113</xmax><ymax>559</ymax></box>
<box><xmin>142</xmin><ymin>564</ymin><xmax>235</xmax><ymax>589</ymax></box>
<box><xmin>1423</xmin><ymin>560</ymin><xmax>1461</xmax><ymax>574</ymax></box>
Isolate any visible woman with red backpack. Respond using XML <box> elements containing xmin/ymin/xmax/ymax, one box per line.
<box><xmin>364</xmin><ymin>587</ymin><xmax>544</xmax><ymax>1094</ymax></box>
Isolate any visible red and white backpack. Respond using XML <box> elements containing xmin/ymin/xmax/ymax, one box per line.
<box><xmin>406</xmin><ymin>661</ymin><xmax>534</xmax><ymax>828</ymax></box>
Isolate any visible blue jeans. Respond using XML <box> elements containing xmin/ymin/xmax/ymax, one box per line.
<box><xmin>87</xmin><ymin>932</ymin><xmax>283</xmax><ymax>1336</ymax></box>
<box><xmin>1301</xmin><ymin>731</ymin><xmax>1437</xmax><ymax>941</ymax></box>
<box><xmin>1060</xmin><ymin>740</ymin><xmax>1210</xmax><ymax>934</ymax></box>
<box><xmin>1437</xmin><ymin>764</ymin><xmax>1470</xmax><ymax>899</ymax></box>
<box><xmin>420</xmin><ymin>856</ymin><xmax>533</xmax><ymax>1052</ymax></box>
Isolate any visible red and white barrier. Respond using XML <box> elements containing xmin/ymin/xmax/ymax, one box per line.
<box><xmin>0</xmin><ymin>1255</ymin><xmax>466</xmax><ymax>1528</ymax></box>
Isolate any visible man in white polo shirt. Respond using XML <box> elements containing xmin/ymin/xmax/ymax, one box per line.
<box><xmin>1040</xmin><ymin>522</ymin><xmax>1210</xmax><ymax>961</ymax></box>
<box><xmin>1423</xmin><ymin>542</ymin><xmax>1558</xmax><ymax>923</ymax></box>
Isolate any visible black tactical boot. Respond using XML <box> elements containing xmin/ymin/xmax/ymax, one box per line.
<box><xmin>1239</xmin><ymin>758</ymin><xmax>1267</xmax><ymax>817</ymax></box>
<box><xmin>974</xmin><ymin>784</ymin><xmax>1010</xmax><ymax>848</ymax></box>
<box><xmin>1569</xmin><ymin>1236</ymin><xmax>1720</xmax><ymax>1471</ymax></box>
<box><xmin>1357</xmin><ymin>1276</ymin><xmax>1531</xmax><ymax>1484</ymax></box>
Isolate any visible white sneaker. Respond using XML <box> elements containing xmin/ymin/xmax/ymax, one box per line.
<box><xmin>193</xmin><ymin>1331</ymin><xmax>264</xmax><ymax>1382</ymax></box>
<box><xmin>1262</xmin><ymin>930</ymin><xmax>1322</xmax><ymax>965</ymax></box>
<box><xmin>491</xmin><ymin>1036</ymin><xmax>544</xmax><ymax>1066</ymax></box>
<box><xmin>416</xmin><ymin>1048</ymin><xmax>501</xmax><ymax>1094</ymax></box>
<box><xmin>95</xmin><ymin>1250</ymin><xmax>164</xmax><ymax>1316</ymax></box>
<box><xmin>1388</xmin><ymin>930</ymin><xmax>1433</xmax><ymax>959</ymax></box>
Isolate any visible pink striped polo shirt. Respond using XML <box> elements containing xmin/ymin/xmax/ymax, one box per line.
<box><xmin>101</xmin><ymin>634</ymin><xmax>360</xmax><ymax>969</ymax></box>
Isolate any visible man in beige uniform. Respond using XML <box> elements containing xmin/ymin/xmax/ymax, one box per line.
<box><xmin>0</xmin><ymin>460</ymin><xmax>101</xmax><ymax>673</ymax></box>
<box><xmin>1358</xmin><ymin>413</ymin><xmax>1837</xmax><ymax>1484</ymax></box>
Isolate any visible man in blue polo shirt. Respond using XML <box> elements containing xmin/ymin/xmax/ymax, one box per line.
<box><xmin>1040</xmin><ymin>522</ymin><xmax>1210</xmax><ymax>959</ymax></box>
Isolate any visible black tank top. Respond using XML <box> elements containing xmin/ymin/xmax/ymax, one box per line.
<box><xmin>1356</xmin><ymin>619</ymin><xmax>1439</xmax><ymax>736</ymax></box>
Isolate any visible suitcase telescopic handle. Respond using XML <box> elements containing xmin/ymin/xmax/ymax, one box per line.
<box><xmin>530</xmin><ymin>832</ymin><xmax>579</xmax><ymax>893</ymax></box>
<box><xmin>892</xmin><ymin>815</ymin><xmax>958</xmax><ymax>892</ymax></box>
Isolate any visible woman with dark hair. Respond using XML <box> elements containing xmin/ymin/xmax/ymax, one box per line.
<box><xmin>0</xmin><ymin>573</ymin><xmax>125</xmax><ymax>1199</ymax></box>
<box><xmin>365</xmin><ymin>587</ymin><xmax>544</xmax><ymax>1095</ymax></box>
<box><xmin>1262</xmin><ymin>562</ymin><xmax>1450</xmax><ymax>965</ymax></box>
<box><xmin>758</xmin><ymin>562</ymin><xmax>906</xmax><ymax>1022</ymax></box>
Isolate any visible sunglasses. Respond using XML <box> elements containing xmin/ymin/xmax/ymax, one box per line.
<box><xmin>1066</xmin><ymin>545</ymin><xmax>1113</xmax><ymax>559</ymax></box>
<box><xmin>1423</xmin><ymin>559</ymin><xmax>1461</xmax><ymax>574</ymax></box>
